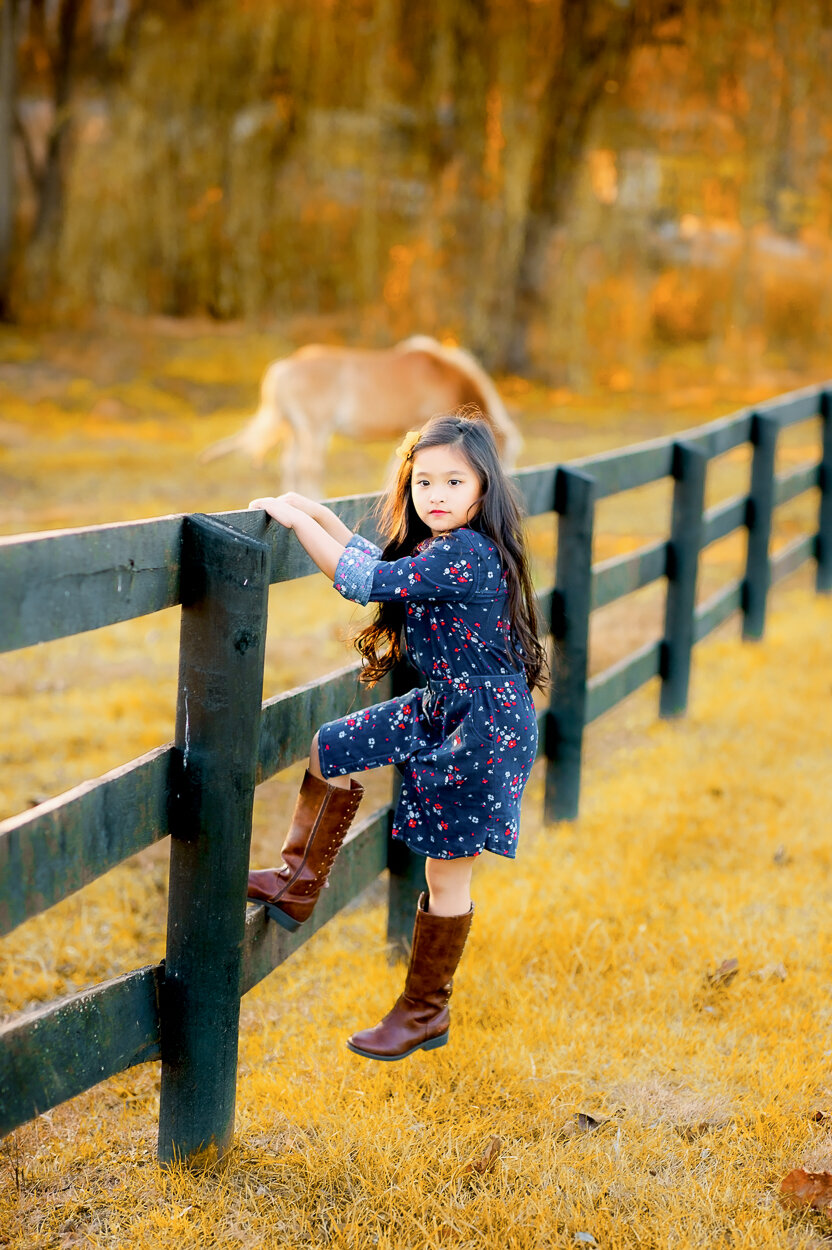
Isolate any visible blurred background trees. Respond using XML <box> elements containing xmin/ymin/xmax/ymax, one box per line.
<box><xmin>2</xmin><ymin>0</ymin><xmax>832</xmax><ymax>385</ymax></box>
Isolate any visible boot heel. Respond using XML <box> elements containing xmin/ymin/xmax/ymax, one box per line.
<box><xmin>421</xmin><ymin>1030</ymin><xmax>449</xmax><ymax>1052</ymax></box>
<box><xmin>264</xmin><ymin>901</ymin><xmax>301</xmax><ymax>932</ymax></box>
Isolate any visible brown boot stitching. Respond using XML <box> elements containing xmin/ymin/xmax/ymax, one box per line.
<box><xmin>269</xmin><ymin>788</ymin><xmax>335</xmax><ymax>903</ymax></box>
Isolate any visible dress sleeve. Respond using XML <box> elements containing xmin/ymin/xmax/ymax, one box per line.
<box><xmin>346</xmin><ymin>533</ymin><xmax>383</xmax><ymax>558</ymax></box>
<box><xmin>333</xmin><ymin>531</ymin><xmax>481</xmax><ymax>606</ymax></box>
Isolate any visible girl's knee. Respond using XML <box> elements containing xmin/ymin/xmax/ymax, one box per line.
<box><xmin>426</xmin><ymin>856</ymin><xmax>474</xmax><ymax>887</ymax></box>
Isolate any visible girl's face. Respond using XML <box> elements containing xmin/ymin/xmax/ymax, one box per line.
<box><xmin>410</xmin><ymin>443</ymin><xmax>482</xmax><ymax>537</ymax></box>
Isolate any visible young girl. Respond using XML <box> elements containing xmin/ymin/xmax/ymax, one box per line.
<box><xmin>246</xmin><ymin>412</ymin><xmax>547</xmax><ymax>1062</ymax></box>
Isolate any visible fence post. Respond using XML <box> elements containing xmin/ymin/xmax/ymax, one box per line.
<box><xmin>386</xmin><ymin>661</ymin><xmax>426</xmax><ymax>959</ymax></box>
<box><xmin>660</xmin><ymin>441</ymin><xmax>708</xmax><ymax>717</ymax></box>
<box><xmin>545</xmin><ymin>467</ymin><xmax>596</xmax><ymax>822</ymax></box>
<box><xmin>157</xmin><ymin>514</ymin><xmax>269</xmax><ymax>1165</ymax></box>
<box><xmin>742</xmin><ymin>412</ymin><xmax>779</xmax><ymax>639</ymax></box>
<box><xmin>817</xmin><ymin>390</ymin><xmax>832</xmax><ymax>593</ymax></box>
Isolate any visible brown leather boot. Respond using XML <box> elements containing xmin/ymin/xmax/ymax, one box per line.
<box><xmin>346</xmin><ymin>891</ymin><xmax>473</xmax><ymax>1061</ymax></box>
<box><xmin>247</xmin><ymin>770</ymin><xmax>363</xmax><ymax>932</ymax></box>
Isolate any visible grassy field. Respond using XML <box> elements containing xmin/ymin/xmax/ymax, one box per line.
<box><xmin>2</xmin><ymin>578</ymin><xmax>830</xmax><ymax>1249</ymax></box>
<box><xmin>1</xmin><ymin>321</ymin><xmax>830</xmax><ymax>1246</ymax></box>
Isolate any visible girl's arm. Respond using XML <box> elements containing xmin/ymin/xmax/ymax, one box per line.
<box><xmin>333</xmin><ymin>528</ymin><xmax>483</xmax><ymax>606</ymax></box>
<box><xmin>270</xmin><ymin>492</ymin><xmax>354</xmax><ymax>545</ymax></box>
<box><xmin>249</xmin><ymin>496</ymin><xmax>346</xmax><ymax>580</ymax></box>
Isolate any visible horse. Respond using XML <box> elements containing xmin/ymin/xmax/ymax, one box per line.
<box><xmin>201</xmin><ymin>335</ymin><xmax>521</xmax><ymax>496</ymax></box>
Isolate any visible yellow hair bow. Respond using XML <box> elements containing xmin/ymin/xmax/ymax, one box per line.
<box><xmin>395</xmin><ymin>430</ymin><xmax>421</xmax><ymax>461</ymax></box>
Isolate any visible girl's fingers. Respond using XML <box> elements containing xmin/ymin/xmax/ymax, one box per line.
<box><xmin>246</xmin><ymin>497</ymin><xmax>297</xmax><ymax>527</ymax></box>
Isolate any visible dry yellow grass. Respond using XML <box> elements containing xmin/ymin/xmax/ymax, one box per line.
<box><xmin>2</xmin><ymin>324</ymin><xmax>830</xmax><ymax>1245</ymax></box>
<box><xmin>2</xmin><ymin>573</ymin><xmax>830</xmax><ymax>1249</ymax></box>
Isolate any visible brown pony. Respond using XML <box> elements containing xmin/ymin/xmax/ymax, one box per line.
<box><xmin>201</xmin><ymin>335</ymin><xmax>521</xmax><ymax>495</ymax></box>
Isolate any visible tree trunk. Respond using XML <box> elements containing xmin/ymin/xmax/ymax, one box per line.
<box><xmin>30</xmin><ymin>0</ymin><xmax>85</xmax><ymax>247</ymax></box>
<box><xmin>466</xmin><ymin>0</ymin><xmax>550</xmax><ymax>370</ymax></box>
<box><xmin>499</xmin><ymin>0</ymin><xmax>682</xmax><ymax>378</ymax></box>
<box><xmin>0</xmin><ymin>0</ymin><xmax>19</xmax><ymax>318</ymax></box>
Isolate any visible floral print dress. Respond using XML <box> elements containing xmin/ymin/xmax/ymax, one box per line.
<box><xmin>317</xmin><ymin>527</ymin><xmax>539</xmax><ymax>859</ymax></box>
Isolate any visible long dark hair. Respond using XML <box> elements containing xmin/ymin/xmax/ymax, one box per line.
<box><xmin>354</xmin><ymin>410</ymin><xmax>549</xmax><ymax>691</ymax></box>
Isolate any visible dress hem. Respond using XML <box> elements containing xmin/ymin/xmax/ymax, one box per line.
<box><xmin>391</xmin><ymin>832</ymin><xmax>517</xmax><ymax>861</ymax></box>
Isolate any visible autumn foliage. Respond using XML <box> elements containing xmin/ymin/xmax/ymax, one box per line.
<box><xmin>6</xmin><ymin>1</ymin><xmax>832</xmax><ymax>384</ymax></box>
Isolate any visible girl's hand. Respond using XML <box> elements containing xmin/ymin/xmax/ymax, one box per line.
<box><xmin>279</xmin><ymin>491</ymin><xmax>320</xmax><ymax>513</ymax></box>
<box><xmin>248</xmin><ymin>495</ymin><xmax>300</xmax><ymax>528</ymax></box>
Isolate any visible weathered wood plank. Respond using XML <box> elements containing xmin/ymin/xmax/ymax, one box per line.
<box><xmin>757</xmin><ymin>384</ymin><xmax>822</xmax><ymax>428</ymax></box>
<box><xmin>591</xmin><ymin>541</ymin><xmax>667</xmax><ymax>611</ymax></box>
<box><xmin>693</xmin><ymin>580</ymin><xmax>744</xmax><ymax>642</ymax></box>
<box><xmin>385</xmin><ymin>661</ymin><xmax>428</xmax><ymax>956</ymax></box>
<box><xmin>512</xmin><ymin>465</ymin><xmax>559</xmax><ymax>517</ymax></box>
<box><xmin>743</xmin><ymin>414</ymin><xmax>779</xmax><ymax>640</ymax></box>
<box><xmin>545</xmin><ymin>468</ymin><xmax>595</xmax><ymax>820</ymax></box>
<box><xmin>257</xmin><ymin>665</ymin><xmax>393</xmax><ymax>782</ymax></box>
<box><xmin>573</xmin><ymin>442</ymin><xmax>674</xmax><ymax>500</ymax></box>
<box><xmin>660</xmin><ymin>442</ymin><xmax>708</xmax><ymax>717</ymax></box>
<box><xmin>0</xmin><ymin>745</ymin><xmax>172</xmax><ymax>938</ymax></box>
<box><xmin>0</xmin><ymin>965</ymin><xmax>162</xmax><ymax>1138</ymax></box>
<box><xmin>241</xmin><ymin>807</ymin><xmax>391</xmax><ymax>994</ymax></box>
<box><xmin>158</xmin><ymin>515</ymin><xmax>269</xmax><ymax>1164</ymax></box>
<box><xmin>773</xmin><ymin>463</ymin><xmax>821</xmax><ymax>508</ymax></box>
<box><xmin>0</xmin><ymin>501</ymin><xmax>385</xmax><ymax>656</ymax></box>
<box><xmin>684</xmin><ymin>411</ymin><xmax>754</xmax><ymax>459</ymax></box>
<box><xmin>573</xmin><ymin>404</ymin><xmax>762</xmax><ymax>499</ymax></box>
<box><xmin>819</xmin><ymin>391</ymin><xmax>832</xmax><ymax>592</ymax></box>
<box><xmin>0</xmin><ymin>516</ymin><xmax>183</xmax><ymax>653</ymax></box>
<box><xmin>584</xmin><ymin>639</ymin><xmax>663</xmax><ymax>724</ymax></box>
<box><xmin>770</xmin><ymin>534</ymin><xmax>815</xmax><ymax>585</ymax></box>
<box><xmin>701</xmin><ymin>495</ymin><xmax>748</xmax><ymax>548</ymax></box>
<box><xmin>535</xmin><ymin>585</ymin><xmax>555</xmax><ymax>628</ymax></box>
<box><xmin>534</xmin><ymin>701</ymin><xmax>547</xmax><ymax>755</ymax></box>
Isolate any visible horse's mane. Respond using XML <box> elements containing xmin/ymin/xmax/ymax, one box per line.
<box><xmin>395</xmin><ymin>336</ymin><xmax>510</xmax><ymax>426</ymax></box>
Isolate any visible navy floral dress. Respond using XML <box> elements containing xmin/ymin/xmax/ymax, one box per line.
<box><xmin>317</xmin><ymin>527</ymin><xmax>538</xmax><ymax>860</ymax></box>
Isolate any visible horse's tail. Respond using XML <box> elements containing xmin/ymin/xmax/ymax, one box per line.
<box><xmin>200</xmin><ymin>359</ymin><xmax>292</xmax><ymax>464</ymax></box>
<box><xmin>398</xmin><ymin>335</ymin><xmax>522</xmax><ymax>468</ymax></box>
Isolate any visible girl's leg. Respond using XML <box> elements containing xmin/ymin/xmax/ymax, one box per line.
<box><xmin>309</xmin><ymin>730</ymin><xmax>352</xmax><ymax>790</ymax></box>
<box><xmin>247</xmin><ymin>729</ymin><xmax>362</xmax><ymax>930</ymax></box>
<box><xmin>346</xmin><ymin>866</ymin><xmax>475</xmax><ymax>1060</ymax></box>
<box><xmin>424</xmin><ymin>855</ymin><xmax>475</xmax><ymax>917</ymax></box>
<box><xmin>309</xmin><ymin>730</ymin><xmax>351</xmax><ymax>789</ymax></box>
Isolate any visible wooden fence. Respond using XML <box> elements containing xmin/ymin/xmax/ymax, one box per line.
<box><xmin>1</xmin><ymin>383</ymin><xmax>830</xmax><ymax>1163</ymax></box>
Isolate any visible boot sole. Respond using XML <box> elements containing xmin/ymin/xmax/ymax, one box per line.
<box><xmin>345</xmin><ymin>1031</ymin><xmax>449</xmax><ymax>1062</ymax></box>
<box><xmin>249</xmin><ymin>898</ymin><xmax>302</xmax><ymax>933</ymax></box>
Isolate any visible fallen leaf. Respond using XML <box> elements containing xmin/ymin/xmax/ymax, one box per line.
<box><xmin>464</xmin><ymin>1135</ymin><xmax>502</xmax><ymax>1175</ymax></box>
<box><xmin>705</xmin><ymin>957</ymin><xmax>739</xmax><ymax>988</ymax></box>
<box><xmin>559</xmin><ymin>1112</ymin><xmax>606</xmax><ymax>1139</ymax></box>
<box><xmin>780</xmin><ymin>1168</ymin><xmax>832</xmax><ymax>1220</ymax></box>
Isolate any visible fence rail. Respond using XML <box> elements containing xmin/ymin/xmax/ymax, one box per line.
<box><xmin>1</xmin><ymin>381</ymin><xmax>830</xmax><ymax>1157</ymax></box>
